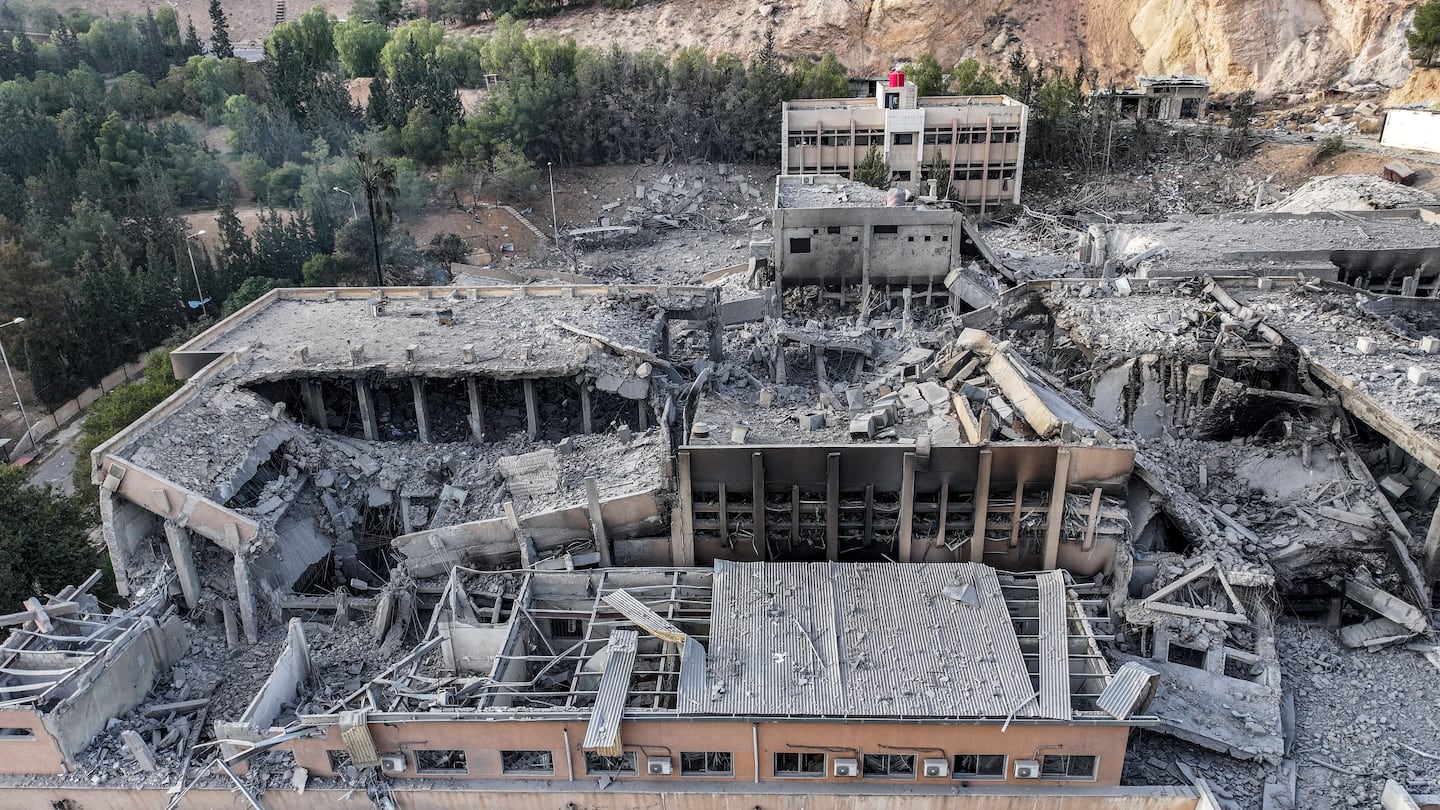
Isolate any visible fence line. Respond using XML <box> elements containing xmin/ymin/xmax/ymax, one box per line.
<box><xmin>0</xmin><ymin>349</ymin><xmax>158</xmax><ymax>460</ymax></box>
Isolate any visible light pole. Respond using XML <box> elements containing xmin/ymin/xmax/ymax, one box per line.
<box><xmin>185</xmin><ymin>230</ymin><xmax>209</xmax><ymax>316</ymax></box>
<box><xmin>0</xmin><ymin>317</ymin><xmax>35</xmax><ymax>454</ymax></box>
<box><xmin>333</xmin><ymin>186</ymin><xmax>357</xmax><ymax>219</ymax></box>
<box><xmin>547</xmin><ymin>161</ymin><xmax>558</xmax><ymax>240</ymax></box>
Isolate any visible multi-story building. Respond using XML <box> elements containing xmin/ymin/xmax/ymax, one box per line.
<box><xmin>780</xmin><ymin>72</ymin><xmax>1028</xmax><ymax>213</ymax></box>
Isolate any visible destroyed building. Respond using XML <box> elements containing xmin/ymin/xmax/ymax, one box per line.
<box><xmin>1076</xmin><ymin>209</ymin><xmax>1440</xmax><ymax>297</ymax></box>
<box><xmin>1094</xmin><ymin>76</ymin><xmax>1210</xmax><ymax>121</ymax></box>
<box><xmin>780</xmin><ymin>71</ymin><xmax>1028</xmax><ymax>213</ymax></box>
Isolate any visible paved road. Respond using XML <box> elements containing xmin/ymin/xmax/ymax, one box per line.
<box><xmin>28</xmin><ymin>421</ymin><xmax>82</xmax><ymax>496</ymax></box>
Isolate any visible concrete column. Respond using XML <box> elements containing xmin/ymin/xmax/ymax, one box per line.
<box><xmin>233</xmin><ymin>553</ymin><xmax>259</xmax><ymax>645</ymax></box>
<box><xmin>675</xmin><ymin>452</ymin><xmax>696</xmax><ymax>566</ymax></box>
<box><xmin>971</xmin><ymin>449</ymin><xmax>992</xmax><ymax>563</ymax></box>
<box><xmin>163</xmin><ymin>521</ymin><xmax>202</xmax><ymax>610</ymax></box>
<box><xmin>301</xmin><ymin>380</ymin><xmax>327</xmax><ymax>428</ymax></box>
<box><xmin>898</xmin><ymin>452</ymin><xmax>917</xmax><ymax>563</ymax></box>
<box><xmin>751</xmin><ymin>452</ymin><xmax>767</xmax><ymax>561</ymax></box>
<box><xmin>860</xmin><ymin>224</ymin><xmax>873</xmax><ymax>321</ymax></box>
<box><xmin>585</xmin><ymin>477</ymin><xmax>613</xmax><ymax>567</ymax></box>
<box><xmin>287</xmin><ymin>617</ymin><xmax>312</xmax><ymax>679</ymax></box>
<box><xmin>580</xmin><ymin>384</ymin><xmax>593</xmax><ymax>434</ymax></box>
<box><xmin>523</xmin><ymin>379</ymin><xmax>539</xmax><ymax>441</ymax></box>
<box><xmin>98</xmin><ymin>490</ymin><xmax>133</xmax><ymax>597</ymax></box>
<box><xmin>1042</xmin><ymin>448</ymin><xmax>1072</xmax><ymax>571</ymax></box>
<box><xmin>355</xmin><ymin>380</ymin><xmax>379</xmax><ymax>441</ymax></box>
<box><xmin>466</xmin><ymin>378</ymin><xmax>485</xmax><ymax>442</ymax></box>
<box><xmin>410</xmin><ymin>378</ymin><xmax>431</xmax><ymax>443</ymax></box>
<box><xmin>1424</xmin><ymin>502</ymin><xmax>1440</xmax><ymax>579</ymax></box>
<box><xmin>825</xmin><ymin>453</ymin><xmax>840</xmax><ymax>562</ymax></box>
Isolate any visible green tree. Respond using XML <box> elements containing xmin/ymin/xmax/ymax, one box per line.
<box><xmin>335</xmin><ymin>19</ymin><xmax>388</xmax><ymax>78</ymax></box>
<box><xmin>854</xmin><ymin>144</ymin><xmax>890</xmax><ymax>188</ymax></box>
<box><xmin>485</xmin><ymin>139</ymin><xmax>536</xmax><ymax>199</ymax></box>
<box><xmin>0</xmin><ymin>466</ymin><xmax>114</xmax><ymax>611</ymax></box>
<box><xmin>923</xmin><ymin>150</ymin><xmax>952</xmax><ymax>200</ymax></box>
<box><xmin>903</xmin><ymin>52</ymin><xmax>946</xmax><ymax>96</ymax></box>
<box><xmin>1225</xmin><ymin>89</ymin><xmax>1256</xmax><ymax>157</ymax></box>
<box><xmin>950</xmin><ymin>58</ymin><xmax>1005</xmax><ymax>95</ymax></box>
<box><xmin>354</xmin><ymin>149</ymin><xmax>396</xmax><ymax>285</ymax></box>
<box><xmin>222</xmin><ymin>275</ymin><xmax>286</xmax><ymax>314</ymax></box>
<box><xmin>208</xmin><ymin>0</ymin><xmax>234</xmax><ymax>58</ymax></box>
<box><xmin>1410</xmin><ymin>0</ymin><xmax>1440</xmax><ymax>68</ymax></box>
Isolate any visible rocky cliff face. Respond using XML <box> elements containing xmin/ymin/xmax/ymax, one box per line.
<box><xmin>528</xmin><ymin>0</ymin><xmax>1428</xmax><ymax>97</ymax></box>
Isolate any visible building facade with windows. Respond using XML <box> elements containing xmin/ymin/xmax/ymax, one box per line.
<box><xmin>263</xmin><ymin>562</ymin><xmax>1162</xmax><ymax>796</ymax></box>
<box><xmin>780</xmin><ymin>73</ymin><xmax>1029</xmax><ymax>213</ymax></box>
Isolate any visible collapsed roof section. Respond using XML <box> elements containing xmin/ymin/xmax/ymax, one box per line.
<box><xmin>1076</xmin><ymin>209</ymin><xmax>1440</xmax><ymax>297</ymax></box>
<box><xmin>0</xmin><ymin>572</ymin><xmax>187</xmax><ymax>773</ymax></box>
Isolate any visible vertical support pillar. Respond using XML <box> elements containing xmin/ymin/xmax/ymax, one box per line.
<box><xmin>1424</xmin><ymin>502</ymin><xmax>1440</xmax><ymax>579</ymax></box>
<box><xmin>860</xmin><ymin>222</ymin><xmax>873</xmax><ymax>322</ymax></box>
<box><xmin>898</xmin><ymin>452</ymin><xmax>916</xmax><ymax>563</ymax></box>
<box><xmin>863</xmin><ymin>484</ymin><xmax>875</xmax><ymax>547</ymax></box>
<box><xmin>1043</xmin><ymin>448</ymin><xmax>1072</xmax><ymax>571</ymax></box>
<box><xmin>789</xmin><ymin>485</ymin><xmax>801</xmax><ymax>552</ymax></box>
<box><xmin>301</xmin><ymin>380</ymin><xmax>327</xmax><ymax>428</ymax></box>
<box><xmin>707</xmin><ymin>315</ymin><xmax>723</xmax><ymax>364</ymax></box>
<box><xmin>717</xmin><ymin>484</ymin><xmax>729</xmax><ymax>549</ymax></box>
<box><xmin>523</xmin><ymin>378</ymin><xmax>539</xmax><ymax>441</ymax></box>
<box><xmin>410</xmin><ymin>378</ymin><xmax>431</xmax><ymax>443</ymax></box>
<box><xmin>637</xmin><ymin>399</ymin><xmax>648</xmax><ymax>431</ymax></box>
<box><xmin>580</xmin><ymin>383</ymin><xmax>593</xmax><ymax>434</ymax></box>
<box><xmin>675</xmin><ymin>452</ymin><xmax>695</xmax><ymax>567</ymax></box>
<box><xmin>825</xmin><ymin>453</ymin><xmax>840</xmax><ymax>562</ymax></box>
<box><xmin>466</xmin><ymin>378</ymin><xmax>485</xmax><ymax>443</ymax></box>
<box><xmin>585</xmin><ymin>477</ymin><xmax>613</xmax><ymax>567</ymax></box>
<box><xmin>163</xmin><ymin>521</ymin><xmax>201</xmax><ymax>610</ymax></box>
<box><xmin>287</xmin><ymin>617</ymin><xmax>312</xmax><ymax>679</ymax></box>
<box><xmin>233</xmin><ymin>552</ymin><xmax>259</xmax><ymax>645</ymax></box>
<box><xmin>934</xmin><ymin>480</ymin><xmax>950</xmax><ymax>555</ymax></box>
<box><xmin>354</xmin><ymin>380</ymin><xmax>379</xmax><ymax>442</ymax></box>
<box><xmin>971</xmin><ymin>449</ymin><xmax>992</xmax><ymax>563</ymax></box>
<box><xmin>751</xmin><ymin>452</ymin><xmax>767</xmax><ymax>561</ymax></box>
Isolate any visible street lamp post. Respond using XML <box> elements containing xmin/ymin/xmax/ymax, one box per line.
<box><xmin>333</xmin><ymin>187</ymin><xmax>357</xmax><ymax>220</ymax></box>
<box><xmin>547</xmin><ymin>161</ymin><xmax>558</xmax><ymax>240</ymax></box>
<box><xmin>0</xmin><ymin>317</ymin><xmax>35</xmax><ymax>454</ymax></box>
<box><xmin>185</xmin><ymin>230</ymin><xmax>209</xmax><ymax>316</ymax></box>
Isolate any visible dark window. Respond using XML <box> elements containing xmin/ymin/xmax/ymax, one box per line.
<box><xmin>774</xmin><ymin>751</ymin><xmax>825</xmax><ymax>777</ymax></box>
<box><xmin>789</xmin><ymin>237</ymin><xmax>812</xmax><ymax>254</ymax></box>
<box><xmin>923</xmin><ymin>235</ymin><xmax>932</xmax><ymax>242</ymax></box>
<box><xmin>987</xmin><ymin>169</ymin><xmax>1002</xmax><ymax>180</ymax></box>
<box><xmin>851</xmin><ymin>236</ymin><xmax>859</xmax><ymax>242</ymax></box>
<box><xmin>826</xmin><ymin>226</ymin><xmax>841</xmax><ymax>234</ymax></box>
<box><xmin>416</xmin><ymin>749</ymin><xmax>468</xmax><ymax>774</ymax></box>
<box><xmin>681</xmin><ymin>751</ymin><xmax>734</xmax><ymax>776</ymax></box>
<box><xmin>924</xmin><ymin>132</ymin><xmax>954</xmax><ymax>145</ymax></box>
<box><xmin>968</xmin><ymin>169</ymin><xmax>984</xmax><ymax>180</ymax></box>
<box><xmin>1041</xmin><ymin>755</ymin><xmax>1097</xmax><ymax>780</ymax></box>
<box><xmin>893</xmin><ymin>171</ymin><xmax>912</xmax><ymax>181</ymax></box>
<box><xmin>1005</xmin><ymin>131</ymin><xmax>1020</xmax><ymax>142</ymax></box>
<box><xmin>502</xmin><ymin>750</ymin><xmax>554</xmax><ymax>774</ymax></box>
<box><xmin>873</xmin><ymin>225</ymin><xmax>899</xmax><ymax>235</ymax></box>
<box><xmin>862</xmin><ymin>753</ymin><xmax>915</xmax><ymax>779</ymax></box>
<box><xmin>942</xmin><ymin>235</ymin><xmax>949</xmax><ymax>242</ymax></box>
<box><xmin>886</xmin><ymin>92</ymin><xmax>901</xmax><ymax>109</ymax></box>
<box><xmin>907</xmin><ymin>236</ymin><xmax>914</xmax><ymax>242</ymax></box>
<box><xmin>550</xmin><ymin>618</ymin><xmax>584</xmax><ymax>637</ymax></box>
<box><xmin>1167</xmin><ymin>644</ymin><xmax>1206</xmax><ymax>668</ymax></box>
<box><xmin>586</xmin><ymin>752</ymin><xmax>637</xmax><ymax>774</ymax></box>
<box><xmin>327</xmin><ymin>750</ymin><xmax>353</xmax><ymax>772</ymax></box>
<box><xmin>989</xmin><ymin>131</ymin><xmax>1004</xmax><ymax>143</ymax></box>
<box><xmin>892</xmin><ymin>133</ymin><xmax>914</xmax><ymax>145</ymax></box>
<box><xmin>953</xmin><ymin>754</ymin><xmax>1006</xmax><ymax>779</ymax></box>
<box><xmin>0</xmin><ymin>728</ymin><xmax>35</xmax><ymax>739</ymax></box>
<box><xmin>855</xmin><ymin>135</ymin><xmax>871</xmax><ymax>145</ymax></box>
<box><xmin>1001</xmin><ymin>168</ymin><xmax>1017</xmax><ymax>179</ymax></box>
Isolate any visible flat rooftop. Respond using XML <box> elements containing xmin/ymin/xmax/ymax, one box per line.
<box><xmin>784</xmin><ymin>94</ymin><xmax>1022</xmax><ymax>111</ymax></box>
<box><xmin>691</xmin><ymin>561</ymin><xmax>1107</xmax><ymax>720</ymax></box>
<box><xmin>174</xmin><ymin>285</ymin><xmax>717</xmax><ymax>382</ymax></box>
<box><xmin>776</xmin><ymin>177</ymin><xmax>892</xmax><ymax>209</ymax></box>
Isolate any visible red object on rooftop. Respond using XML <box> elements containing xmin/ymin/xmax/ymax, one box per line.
<box><xmin>889</xmin><ymin>70</ymin><xmax>905</xmax><ymax>88</ymax></box>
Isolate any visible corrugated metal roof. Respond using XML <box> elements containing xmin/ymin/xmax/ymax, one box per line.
<box><xmin>1036</xmin><ymin>571</ymin><xmax>1072</xmax><ymax>721</ymax></box>
<box><xmin>1097</xmin><ymin>660</ymin><xmax>1159</xmax><ymax>720</ymax></box>
<box><xmin>583</xmin><ymin>629</ymin><xmax>638</xmax><ymax>754</ymax></box>
<box><xmin>686</xmin><ymin>561</ymin><xmax>1039</xmax><ymax>718</ymax></box>
<box><xmin>602</xmin><ymin>590</ymin><xmax>687</xmax><ymax>644</ymax></box>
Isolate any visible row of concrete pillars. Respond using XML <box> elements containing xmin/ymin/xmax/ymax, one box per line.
<box><xmin>297</xmin><ymin>376</ymin><xmax>648</xmax><ymax>444</ymax></box>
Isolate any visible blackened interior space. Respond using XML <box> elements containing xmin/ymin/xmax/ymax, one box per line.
<box><xmin>533</xmin><ymin>377</ymin><xmax>584</xmax><ymax>440</ymax></box>
<box><xmin>478</xmin><ymin>378</ymin><xmax>527</xmax><ymax>440</ymax></box>
<box><xmin>373</xmin><ymin>380</ymin><xmax>420</xmax><ymax>440</ymax></box>
<box><xmin>425</xmin><ymin>378</ymin><xmax>473</xmax><ymax>442</ymax></box>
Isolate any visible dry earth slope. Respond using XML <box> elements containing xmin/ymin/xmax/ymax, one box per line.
<box><xmin>69</xmin><ymin>0</ymin><xmax>1431</xmax><ymax>96</ymax></box>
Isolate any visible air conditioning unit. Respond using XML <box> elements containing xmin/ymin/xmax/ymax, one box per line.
<box><xmin>378</xmin><ymin>753</ymin><xmax>406</xmax><ymax>773</ymax></box>
<box><xmin>646</xmin><ymin>757</ymin><xmax>673</xmax><ymax>776</ymax></box>
<box><xmin>833</xmin><ymin>758</ymin><xmax>858</xmax><ymax>777</ymax></box>
<box><xmin>1013</xmin><ymin>759</ymin><xmax>1041</xmax><ymax>779</ymax></box>
<box><xmin>922</xmin><ymin>758</ymin><xmax>948</xmax><ymax>778</ymax></box>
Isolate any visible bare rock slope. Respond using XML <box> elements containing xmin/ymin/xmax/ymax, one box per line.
<box><xmin>526</xmin><ymin>0</ymin><xmax>1427</xmax><ymax>96</ymax></box>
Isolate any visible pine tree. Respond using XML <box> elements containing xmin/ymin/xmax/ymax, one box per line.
<box><xmin>1410</xmin><ymin>0</ymin><xmax>1440</xmax><ymax>68</ymax></box>
<box><xmin>854</xmin><ymin>145</ymin><xmax>891</xmax><ymax>189</ymax></box>
<box><xmin>208</xmin><ymin>0</ymin><xmax>234</xmax><ymax>58</ymax></box>
<box><xmin>182</xmin><ymin>15</ymin><xmax>203</xmax><ymax>59</ymax></box>
<box><xmin>12</xmin><ymin>34</ymin><xmax>36</xmax><ymax>79</ymax></box>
